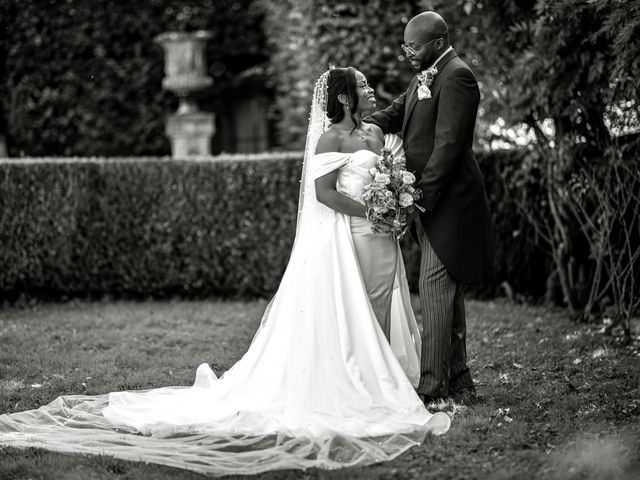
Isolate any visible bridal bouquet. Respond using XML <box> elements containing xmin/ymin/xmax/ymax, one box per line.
<box><xmin>362</xmin><ymin>148</ymin><xmax>424</xmax><ymax>240</ymax></box>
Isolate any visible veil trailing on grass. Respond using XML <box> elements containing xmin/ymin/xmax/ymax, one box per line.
<box><xmin>0</xmin><ymin>70</ymin><xmax>450</xmax><ymax>477</ymax></box>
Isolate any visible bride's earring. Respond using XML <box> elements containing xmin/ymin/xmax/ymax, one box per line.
<box><xmin>338</xmin><ymin>94</ymin><xmax>350</xmax><ymax>113</ymax></box>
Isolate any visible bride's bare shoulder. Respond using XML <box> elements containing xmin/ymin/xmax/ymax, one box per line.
<box><xmin>315</xmin><ymin>127</ymin><xmax>343</xmax><ymax>154</ymax></box>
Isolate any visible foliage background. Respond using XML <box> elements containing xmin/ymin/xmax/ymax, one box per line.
<box><xmin>0</xmin><ymin>0</ymin><xmax>270</xmax><ymax>156</ymax></box>
<box><xmin>2</xmin><ymin>0</ymin><xmax>638</xmax><ymax>153</ymax></box>
<box><xmin>262</xmin><ymin>0</ymin><xmax>640</xmax><ymax>149</ymax></box>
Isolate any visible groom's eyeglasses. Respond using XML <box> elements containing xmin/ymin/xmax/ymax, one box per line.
<box><xmin>401</xmin><ymin>38</ymin><xmax>441</xmax><ymax>57</ymax></box>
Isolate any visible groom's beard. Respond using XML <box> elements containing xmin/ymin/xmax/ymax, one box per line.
<box><xmin>409</xmin><ymin>58</ymin><xmax>428</xmax><ymax>72</ymax></box>
<box><xmin>410</xmin><ymin>51</ymin><xmax>437</xmax><ymax>72</ymax></box>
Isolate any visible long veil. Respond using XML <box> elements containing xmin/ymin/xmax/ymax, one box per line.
<box><xmin>0</xmin><ymin>70</ymin><xmax>450</xmax><ymax>477</ymax></box>
<box><xmin>296</xmin><ymin>69</ymin><xmax>331</xmax><ymax>239</ymax></box>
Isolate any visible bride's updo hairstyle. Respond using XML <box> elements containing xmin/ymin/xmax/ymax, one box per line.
<box><xmin>326</xmin><ymin>67</ymin><xmax>359</xmax><ymax>128</ymax></box>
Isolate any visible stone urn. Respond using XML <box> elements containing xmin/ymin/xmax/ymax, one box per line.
<box><xmin>154</xmin><ymin>30</ymin><xmax>215</xmax><ymax>157</ymax></box>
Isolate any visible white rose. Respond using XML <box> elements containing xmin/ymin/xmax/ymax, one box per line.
<box><xmin>399</xmin><ymin>192</ymin><xmax>414</xmax><ymax>207</ymax></box>
<box><xmin>374</xmin><ymin>173</ymin><xmax>391</xmax><ymax>185</ymax></box>
<box><xmin>402</xmin><ymin>172</ymin><xmax>415</xmax><ymax>185</ymax></box>
<box><xmin>374</xmin><ymin>205</ymin><xmax>389</xmax><ymax>214</ymax></box>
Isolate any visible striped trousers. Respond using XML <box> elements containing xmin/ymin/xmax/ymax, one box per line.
<box><xmin>416</xmin><ymin>222</ymin><xmax>475</xmax><ymax>397</ymax></box>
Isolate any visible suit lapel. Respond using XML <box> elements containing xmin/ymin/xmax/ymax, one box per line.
<box><xmin>402</xmin><ymin>49</ymin><xmax>459</xmax><ymax>137</ymax></box>
<box><xmin>402</xmin><ymin>76</ymin><xmax>419</xmax><ymax>133</ymax></box>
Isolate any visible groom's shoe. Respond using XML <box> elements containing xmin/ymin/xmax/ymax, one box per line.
<box><xmin>419</xmin><ymin>394</ymin><xmax>458</xmax><ymax>414</ymax></box>
<box><xmin>419</xmin><ymin>394</ymin><xmax>446</xmax><ymax>406</ymax></box>
<box><xmin>450</xmin><ymin>387</ymin><xmax>479</xmax><ymax>406</ymax></box>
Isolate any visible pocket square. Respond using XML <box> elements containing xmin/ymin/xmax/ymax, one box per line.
<box><xmin>417</xmin><ymin>85</ymin><xmax>431</xmax><ymax>100</ymax></box>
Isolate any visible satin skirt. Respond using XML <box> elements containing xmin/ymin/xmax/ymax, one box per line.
<box><xmin>350</xmin><ymin>217</ymin><xmax>397</xmax><ymax>340</ymax></box>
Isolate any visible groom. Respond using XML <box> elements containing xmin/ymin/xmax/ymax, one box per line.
<box><xmin>366</xmin><ymin>11</ymin><xmax>495</xmax><ymax>403</ymax></box>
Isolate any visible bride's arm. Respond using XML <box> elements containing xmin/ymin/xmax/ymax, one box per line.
<box><xmin>314</xmin><ymin>131</ymin><xmax>367</xmax><ymax>218</ymax></box>
<box><xmin>315</xmin><ymin>170</ymin><xmax>367</xmax><ymax>218</ymax></box>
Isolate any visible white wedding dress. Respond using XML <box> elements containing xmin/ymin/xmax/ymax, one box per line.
<box><xmin>0</xmin><ymin>135</ymin><xmax>449</xmax><ymax>476</ymax></box>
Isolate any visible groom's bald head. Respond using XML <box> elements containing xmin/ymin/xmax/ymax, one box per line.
<box><xmin>405</xmin><ymin>11</ymin><xmax>449</xmax><ymax>44</ymax></box>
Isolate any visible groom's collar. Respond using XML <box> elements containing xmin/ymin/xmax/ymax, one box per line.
<box><xmin>428</xmin><ymin>46</ymin><xmax>453</xmax><ymax>70</ymax></box>
<box><xmin>421</xmin><ymin>46</ymin><xmax>457</xmax><ymax>76</ymax></box>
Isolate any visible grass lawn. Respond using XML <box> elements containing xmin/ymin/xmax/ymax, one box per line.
<box><xmin>0</xmin><ymin>297</ymin><xmax>638</xmax><ymax>479</ymax></box>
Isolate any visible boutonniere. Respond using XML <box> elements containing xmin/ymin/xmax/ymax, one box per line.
<box><xmin>417</xmin><ymin>66</ymin><xmax>438</xmax><ymax>100</ymax></box>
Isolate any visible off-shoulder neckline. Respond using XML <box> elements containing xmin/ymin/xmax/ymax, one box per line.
<box><xmin>314</xmin><ymin>149</ymin><xmax>378</xmax><ymax>156</ymax></box>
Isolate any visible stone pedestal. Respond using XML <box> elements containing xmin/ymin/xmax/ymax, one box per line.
<box><xmin>166</xmin><ymin>112</ymin><xmax>215</xmax><ymax>157</ymax></box>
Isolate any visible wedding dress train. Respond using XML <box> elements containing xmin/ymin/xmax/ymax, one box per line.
<box><xmin>0</xmin><ymin>135</ymin><xmax>450</xmax><ymax>476</ymax></box>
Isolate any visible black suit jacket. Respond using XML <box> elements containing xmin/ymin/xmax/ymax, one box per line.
<box><xmin>367</xmin><ymin>49</ymin><xmax>495</xmax><ymax>284</ymax></box>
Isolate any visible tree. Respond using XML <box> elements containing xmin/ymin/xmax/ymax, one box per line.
<box><xmin>426</xmin><ymin>0</ymin><xmax>639</xmax><ymax>318</ymax></box>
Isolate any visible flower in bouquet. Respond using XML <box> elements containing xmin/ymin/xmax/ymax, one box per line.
<box><xmin>402</xmin><ymin>172</ymin><xmax>415</xmax><ymax>185</ymax></box>
<box><xmin>361</xmin><ymin>147</ymin><xmax>424</xmax><ymax>240</ymax></box>
<box><xmin>374</xmin><ymin>172</ymin><xmax>391</xmax><ymax>185</ymax></box>
<box><xmin>399</xmin><ymin>192</ymin><xmax>415</xmax><ymax>208</ymax></box>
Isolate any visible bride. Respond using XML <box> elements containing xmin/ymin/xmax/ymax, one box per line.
<box><xmin>0</xmin><ymin>67</ymin><xmax>450</xmax><ymax>476</ymax></box>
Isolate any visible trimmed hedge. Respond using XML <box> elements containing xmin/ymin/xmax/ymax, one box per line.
<box><xmin>0</xmin><ymin>154</ymin><xmax>301</xmax><ymax>299</ymax></box>
<box><xmin>0</xmin><ymin>150</ymin><xmax>549</xmax><ymax>301</ymax></box>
